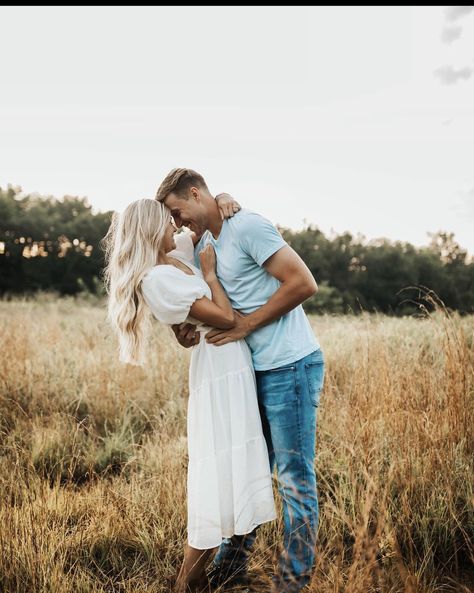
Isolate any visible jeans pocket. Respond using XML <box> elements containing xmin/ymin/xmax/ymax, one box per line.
<box><xmin>257</xmin><ymin>365</ymin><xmax>298</xmax><ymax>405</ymax></box>
<box><xmin>304</xmin><ymin>361</ymin><xmax>325</xmax><ymax>407</ymax></box>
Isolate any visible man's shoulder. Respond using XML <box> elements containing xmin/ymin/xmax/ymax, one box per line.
<box><xmin>193</xmin><ymin>209</ymin><xmax>266</xmax><ymax>245</ymax></box>
<box><xmin>226</xmin><ymin>208</ymin><xmax>270</xmax><ymax>231</ymax></box>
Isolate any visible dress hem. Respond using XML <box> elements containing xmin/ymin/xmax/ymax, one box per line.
<box><xmin>187</xmin><ymin>512</ymin><xmax>278</xmax><ymax>550</ymax></box>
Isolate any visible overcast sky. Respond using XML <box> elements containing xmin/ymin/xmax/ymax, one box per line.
<box><xmin>1</xmin><ymin>6</ymin><xmax>473</xmax><ymax>255</ymax></box>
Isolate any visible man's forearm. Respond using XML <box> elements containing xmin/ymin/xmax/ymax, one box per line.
<box><xmin>245</xmin><ymin>281</ymin><xmax>315</xmax><ymax>333</ymax></box>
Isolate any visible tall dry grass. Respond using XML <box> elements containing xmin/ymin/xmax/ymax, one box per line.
<box><xmin>0</xmin><ymin>293</ymin><xmax>472</xmax><ymax>593</ymax></box>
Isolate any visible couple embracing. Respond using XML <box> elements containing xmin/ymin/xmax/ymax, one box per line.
<box><xmin>103</xmin><ymin>168</ymin><xmax>325</xmax><ymax>593</ymax></box>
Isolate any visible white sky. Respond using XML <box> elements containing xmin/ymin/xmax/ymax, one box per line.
<box><xmin>1</xmin><ymin>6</ymin><xmax>474</xmax><ymax>255</ymax></box>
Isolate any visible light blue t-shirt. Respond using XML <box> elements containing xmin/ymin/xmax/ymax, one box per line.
<box><xmin>194</xmin><ymin>208</ymin><xmax>320</xmax><ymax>371</ymax></box>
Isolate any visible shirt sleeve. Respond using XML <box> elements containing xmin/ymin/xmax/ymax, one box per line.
<box><xmin>238</xmin><ymin>211</ymin><xmax>287</xmax><ymax>266</ymax></box>
<box><xmin>171</xmin><ymin>230</ymin><xmax>196</xmax><ymax>265</ymax></box>
<box><xmin>141</xmin><ymin>266</ymin><xmax>208</xmax><ymax>325</ymax></box>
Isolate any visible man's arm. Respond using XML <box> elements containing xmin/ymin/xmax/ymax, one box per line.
<box><xmin>205</xmin><ymin>245</ymin><xmax>317</xmax><ymax>346</ymax></box>
<box><xmin>245</xmin><ymin>245</ymin><xmax>317</xmax><ymax>331</ymax></box>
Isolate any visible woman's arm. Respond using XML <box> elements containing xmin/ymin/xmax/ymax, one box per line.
<box><xmin>188</xmin><ymin>244</ymin><xmax>236</xmax><ymax>329</ymax></box>
<box><xmin>215</xmin><ymin>193</ymin><xmax>241</xmax><ymax>220</ymax></box>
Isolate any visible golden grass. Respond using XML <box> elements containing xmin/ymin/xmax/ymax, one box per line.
<box><xmin>0</xmin><ymin>293</ymin><xmax>472</xmax><ymax>593</ymax></box>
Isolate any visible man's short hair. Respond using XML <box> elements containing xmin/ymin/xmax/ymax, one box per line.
<box><xmin>155</xmin><ymin>168</ymin><xmax>208</xmax><ymax>202</ymax></box>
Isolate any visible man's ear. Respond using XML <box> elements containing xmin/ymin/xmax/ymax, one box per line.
<box><xmin>190</xmin><ymin>186</ymin><xmax>200</xmax><ymax>202</ymax></box>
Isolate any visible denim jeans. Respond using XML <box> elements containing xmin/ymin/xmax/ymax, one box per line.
<box><xmin>211</xmin><ymin>348</ymin><xmax>325</xmax><ymax>593</ymax></box>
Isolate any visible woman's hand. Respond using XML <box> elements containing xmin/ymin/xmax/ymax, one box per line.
<box><xmin>199</xmin><ymin>244</ymin><xmax>217</xmax><ymax>281</ymax></box>
<box><xmin>171</xmin><ymin>322</ymin><xmax>200</xmax><ymax>348</ymax></box>
<box><xmin>215</xmin><ymin>193</ymin><xmax>241</xmax><ymax>220</ymax></box>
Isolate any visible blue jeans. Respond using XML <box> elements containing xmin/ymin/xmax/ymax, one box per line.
<box><xmin>211</xmin><ymin>348</ymin><xmax>325</xmax><ymax>593</ymax></box>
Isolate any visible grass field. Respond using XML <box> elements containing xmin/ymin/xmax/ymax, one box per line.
<box><xmin>0</xmin><ymin>294</ymin><xmax>473</xmax><ymax>593</ymax></box>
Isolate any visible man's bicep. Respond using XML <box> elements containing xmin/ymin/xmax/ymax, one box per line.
<box><xmin>263</xmin><ymin>245</ymin><xmax>310</xmax><ymax>283</ymax></box>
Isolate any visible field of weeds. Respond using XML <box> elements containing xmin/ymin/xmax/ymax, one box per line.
<box><xmin>0</xmin><ymin>294</ymin><xmax>473</xmax><ymax>593</ymax></box>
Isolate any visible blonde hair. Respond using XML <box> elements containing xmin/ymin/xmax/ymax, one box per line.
<box><xmin>101</xmin><ymin>198</ymin><xmax>170</xmax><ymax>366</ymax></box>
<box><xmin>155</xmin><ymin>167</ymin><xmax>208</xmax><ymax>203</ymax></box>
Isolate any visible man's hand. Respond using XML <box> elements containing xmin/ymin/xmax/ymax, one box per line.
<box><xmin>215</xmin><ymin>193</ymin><xmax>241</xmax><ymax>220</ymax></box>
<box><xmin>205</xmin><ymin>311</ymin><xmax>250</xmax><ymax>346</ymax></box>
<box><xmin>171</xmin><ymin>322</ymin><xmax>200</xmax><ymax>348</ymax></box>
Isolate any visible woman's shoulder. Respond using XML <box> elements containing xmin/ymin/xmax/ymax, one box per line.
<box><xmin>173</xmin><ymin>230</ymin><xmax>195</xmax><ymax>250</ymax></box>
<box><xmin>140</xmin><ymin>263</ymin><xmax>209</xmax><ymax>325</ymax></box>
<box><xmin>168</xmin><ymin>231</ymin><xmax>195</xmax><ymax>263</ymax></box>
<box><xmin>142</xmin><ymin>264</ymin><xmax>186</xmax><ymax>288</ymax></box>
<box><xmin>142</xmin><ymin>264</ymin><xmax>206</xmax><ymax>293</ymax></box>
<box><xmin>143</xmin><ymin>263</ymin><xmax>184</xmax><ymax>278</ymax></box>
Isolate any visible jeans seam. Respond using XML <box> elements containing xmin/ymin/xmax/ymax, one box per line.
<box><xmin>305</xmin><ymin>361</ymin><xmax>324</xmax><ymax>406</ymax></box>
<box><xmin>279</xmin><ymin>359</ymin><xmax>312</xmax><ymax>588</ymax></box>
<box><xmin>298</xmin><ymin>359</ymin><xmax>313</xmax><ymax>581</ymax></box>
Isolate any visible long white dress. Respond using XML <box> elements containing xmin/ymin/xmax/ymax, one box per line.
<box><xmin>141</xmin><ymin>232</ymin><xmax>277</xmax><ymax>550</ymax></box>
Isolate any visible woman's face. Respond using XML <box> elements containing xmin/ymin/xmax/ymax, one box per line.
<box><xmin>161</xmin><ymin>215</ymin><xmax>177</xmax><ymax>253</ymax></box>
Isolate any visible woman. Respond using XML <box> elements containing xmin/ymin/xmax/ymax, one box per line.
<box><xmin>102</xmin><ymin>198</ymin><xmax>276</xmax><ymax>592</ymax></box>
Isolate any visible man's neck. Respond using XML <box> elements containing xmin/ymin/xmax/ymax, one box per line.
<box><xmin>207</xmin><ymin>199</ymin><xmax>224</xmax><ymax>239</ymax></box>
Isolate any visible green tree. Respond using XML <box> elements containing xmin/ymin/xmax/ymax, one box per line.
<box><xmin>0</xmin><ymin>185</ymin><xmax>112</xmax><ymax>295</ymax></box>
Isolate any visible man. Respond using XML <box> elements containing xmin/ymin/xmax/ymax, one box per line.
<box><xmin>155</xmin><ymin>168</ymin><xmax>325</xmax><ymax>593</ymax></box>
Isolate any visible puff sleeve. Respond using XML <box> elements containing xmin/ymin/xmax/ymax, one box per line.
<box><xmin>171</xmin><ymin>231</ymin><xmax>196</xmax><ymax>265</ymax></box>
<box><xmin>141</xmin><ymin>266</ymin><xmax>208</xmax><ymax>325</ymax></box>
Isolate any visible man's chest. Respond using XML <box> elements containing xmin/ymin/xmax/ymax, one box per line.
<box><xmin>194</xmin><ymin>236</ymin><xmax>255</xmax><ymax>283</ymax></box>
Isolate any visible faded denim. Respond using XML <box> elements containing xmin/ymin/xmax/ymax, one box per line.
<box><xmin>210</xmin><ymin>348</ymin><xmax>325</xmax><ymax>593</ymax></box>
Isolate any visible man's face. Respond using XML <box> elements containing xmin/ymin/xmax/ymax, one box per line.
<box><xmin>164</xmin><ymin>190</ymin><xmax>208</xmax><ymax>236</ymax></box>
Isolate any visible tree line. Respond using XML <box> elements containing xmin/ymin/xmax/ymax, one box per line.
<box><xmin>1</xmin><ymin>185</ymin><xmax>473</xmax><ymax>315</ymax></box>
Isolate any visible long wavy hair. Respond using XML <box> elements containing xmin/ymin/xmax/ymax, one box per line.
<box><xmin>101</xmin><ymin>198</ymin><xmax>170</xmax><ymax>366</ymax></box>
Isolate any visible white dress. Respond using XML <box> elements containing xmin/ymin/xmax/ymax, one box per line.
<box><xmin>141</xmin><ymin>232</ymin><xmax>277</xmax><ymax>550</ymax></box>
